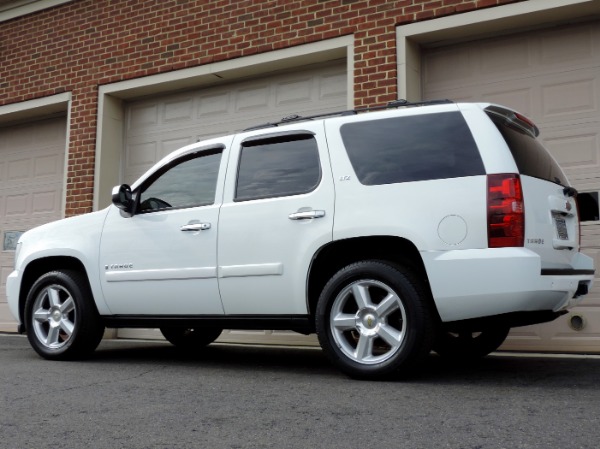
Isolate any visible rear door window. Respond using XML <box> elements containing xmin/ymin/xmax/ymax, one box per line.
<box><xmin>340</xmin><ymin>111</ymin><xmax>485</xmax><ymax>186</ymax></box>
<box><xmin>235</xmin><ymin>133</ymin><xmax>321</xmax><ymax>201</ymax></box>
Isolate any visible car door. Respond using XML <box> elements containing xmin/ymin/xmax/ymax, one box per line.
<box><xmin>98</xmin><ymin>141</ymin><xmax>230</xmax><ymax>315</ymax></box>
<box><xmin>217</xmin><ymin>123</ymin><xmax>334</xmax><ymax>315</ymax></box>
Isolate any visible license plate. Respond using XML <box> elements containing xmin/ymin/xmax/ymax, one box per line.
<box><xmin>554</xmin><ymin>214</ymin><xmax>568</xmax><ymax>240</ymax></box>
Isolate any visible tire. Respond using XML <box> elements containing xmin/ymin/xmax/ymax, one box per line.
<box><xmin>24</xmin><ymin>270</ymin><xmax>105</xmax><ymax>360</ymax></box>
<box><xmin>315</xmin><ymin>261</ymin><xmax>434</xmax><ymax>380</ymax></box>
<box><xmin>160</xmin><ymin>327</ymin><xmax>222</xmax><ymax>349</ymax></box>
<box><xmin>434</xmin><ymin>327</ymin><xmax>509</xmax><ymax>360</ymax></box>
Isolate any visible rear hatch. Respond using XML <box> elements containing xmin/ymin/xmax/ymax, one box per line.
<box><xmin>486</xmin><ymin>106</ymin><xmax>579</xmax><ymax>269</ymax></box>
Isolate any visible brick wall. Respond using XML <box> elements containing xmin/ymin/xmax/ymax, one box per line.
<box><xmin>0</xmin><ymin>0</ymin><xmax>522</xmax><ymax>215</ymax></box>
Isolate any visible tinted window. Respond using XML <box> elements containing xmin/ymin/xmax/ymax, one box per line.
<box><xmin>138</xmin><ymin>151</ymin><xmax>222</xmax><ymax>212</ymax></box>
<box><xmin>578</xmin><ymin>192</ymin><xmax>599</xmax><ymax>222</ymax></box>
<box><xmin>340</xmin><ymin>111</ymin><xmax>484</xmax><ymax>186</ymax></box>
<box><xmin>489</xmin><ymin>115</ymin><xmax>568</xmax><ymax>186</ymax></box>
<box><xmin>235</xmin><ymin>135</ymin><xmax>321</xmax><ymax>201</ymax></box>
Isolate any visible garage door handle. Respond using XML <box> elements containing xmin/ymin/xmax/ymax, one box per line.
<box><xmin>180</xmin><ymin>222</ymin><xmax>211</xmax><ymax>231</ymax></box>
<box><xmin>288</xmin><ymin>210</ymin><xmax>325</xmax><ymax>220</ymax></box>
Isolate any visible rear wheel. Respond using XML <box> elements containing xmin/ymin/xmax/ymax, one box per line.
<box><xmin>316</xmin><ymin>261</ymin><xmax>434</xmax><ymax>380</ymax></box>
<box><xmin>160</xmin><ymin>327</ymin><xmax>222</xmax><ymax>349</ymax></box>
<box><xmin>24</xmin><ymin>270</ymin><xmax>104</xmax><ymax>360</ymax></box>
<box><xmin>434</xmin><ymin>327</ymin><xmax>509</xmax><ymax>360</ymax></box>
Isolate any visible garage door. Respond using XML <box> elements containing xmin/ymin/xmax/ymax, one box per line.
<box><xmin>0</xmin><ymin>117</ymin><xmax>66</xmax><ymax>332</ymax></box>
<box><xmin>423</xmin><ymin>20</ymin><xmax>600</xmax><ymax>352</ymax></box>
<box><xmin>123</xmin><ymin>61</ymin><xmax>348</xmax><ymax>184</ymax></box>
<box><xmin>117</xmin><ymin>61</ymin><xmax>347</xmax><ymax>344</ymax></box>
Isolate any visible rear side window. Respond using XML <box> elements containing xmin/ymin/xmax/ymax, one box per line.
<box><xmin>340</xmin><ymin>111</ymin><xmax>485</xmax><ymax>186</ymax></box>
<box><xmin>488</xmin><ymin>114</ymin><xmax>568</xmax><ymax>186</ymax></box>
<box><xmin>235</xmin><ymin>133</ymin><xmax>321</xmax><ymax>201</ymax></box>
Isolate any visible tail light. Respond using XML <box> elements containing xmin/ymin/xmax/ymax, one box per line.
<box><xmin>487</xmin><ymin>174</ymin><xmax>524</xmax><ymax>248</ymax></box>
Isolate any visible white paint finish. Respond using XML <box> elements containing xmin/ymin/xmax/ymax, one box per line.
<box><xmin>217</xmin><ymin>121</ymin><xmax>334</xmax><ymax>315</ymax></box>
<box><xmin>98</xmin><ymin>138</ymin><xmax>233</xmax><ymax>316</ymax></box>
<box><xmin>99</xmin><ymin>205</ymin><xmax>224</xmax><ymax>315</ymax></box>
<box><xmin>0</xmin><ymin>117</ymin><xmax>66</xmax><ymax>332</ymax></box>
<box><xmin>105</xmin><ymin>267</ymin><xmax>218</xmax><ymax>282</ymax></box>
<box><xmin>219</xmin><ymin>263</ymin><xmax>284</xmax><ymax>278</ymax></box>
<box><xmin>422</xmin><ymin>20</ymin><xmax>600</xmax><ymax>352</ymax></box>
<box><xmin>324</xmin><ymin>104</ymin><xmax>491</xmax><ymax>251</ymax></box>
<box><xmin>437</xmin><ymin>215</ymin><xmax>467</xmax><ymax>246</ymax></box>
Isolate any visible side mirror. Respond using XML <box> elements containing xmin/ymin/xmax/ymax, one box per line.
<box><xmin>112</xmin><ymin>184</ymin><xmax>134</xmax><ymax>213</ymax></box>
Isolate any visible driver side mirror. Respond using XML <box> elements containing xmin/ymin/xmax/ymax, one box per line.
<box><xmin>112</xmin><ymin>184</ymin><xmax>134</xmax><ymax>214</ymax></box>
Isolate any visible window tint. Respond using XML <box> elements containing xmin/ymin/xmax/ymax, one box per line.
<box><xmin>138</xmin><ymin>151</ymin><xmax>222</xmax><ymax>213</ymax></box>
<box><xmin>340</xmin><ymin>111</ymin><xmax>484</xmax><ymax>186</ymax></box>
<box><xmin>488</xmin><ymin>114</ymin><xmax>568</xmax><ymax>186</ymax></box>
<box><xmin>578</xmin><ymin>192</ymin><xmax>599</xmax><ymax>222</ymax></box>
<box><xmin>235</xmin><ymin>135</ymin><xmax>321</xmax><ymax>201</ymax></box>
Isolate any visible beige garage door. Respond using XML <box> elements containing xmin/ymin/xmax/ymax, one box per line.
<box><xmin>123</xmin><ymin>61</ymin><xmax>348</xmax><ymax>184</ymax></box>
<box><xmin>0</xmin><ymin>117</ymin><xmax>66</xmax><ymax>332</ymax></box>
<box><xmin>117</xmin><ymin>61</ymin><xmax>347</xmax><ymax>344</ymax></box>
<box><xmin>423</xmin><ymin>20</ymin><xmax>600</xmax><ymax>352</ymax></box>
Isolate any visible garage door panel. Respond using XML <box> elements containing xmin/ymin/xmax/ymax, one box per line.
<box><xmin>124</xmin><ymin>61</ymin><xmax>347</xmax><ymax>183</ymax></box>
<box><xmin>542</xmin><ymin>125</ymin><xmax>599</xmax><ymax>170</ymax></box>
<box><xmin>423</xmin><ymin>20</ymin><xmax>600</xmax><ymax>353</ymax></box>
<box><xmin>540</xmin><ymin>72</ymin><xmax>599</xmax><ymax>120</ymax></box>
<box><xmin>479</xmin><ymin>35</ymin><xmax>531</xmax><ymax>75</ymax></box>
<box><xmin>128</xmin><ymin>103</ymin><xmax>159</xmax><ymax>132</ymax></box>
<box><xmin>423</xmin><ymin>47</ymin><xmax>473</xmax><ymax>88</ymax></box>
<box><xmin>161</xmin><ymin>137</ymin><xmax>195</xmax><ymax>159</ymax></box>
<box><xmin>539</xmin><ymin>23</ymin><xmax>598</xmax><ymax>65</ymax></box>
<box><xmin>319</xmin><ymin>71</ymin><xmax>347</xmax><ymax>100</ymax></box>
<box><xmin>1</xmin><ymin>117</ymin><xmax>66</xmax><ymax>332</ymax></box>
<box><xmin>235</xmin><ymin>85</ymin><xmax>271</xmax><ymax>112</ymax></box>
<box><xmin>198</xmin><ymin>92</ymin><xmax>230</xmax><ymax>119</ymax></box>
<box><xmin>275</xmin><ymin>77</ymin><xmax>314</xmax><ymax>106</ymax></box>
<box><xmin>163</xmin><ymin>97</ymin><xmax>194</xmax><ymax>124</ymax></box>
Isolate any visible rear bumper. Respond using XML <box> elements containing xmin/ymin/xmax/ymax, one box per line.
<box><xmin>421</xmin><ymin>248</ymin><xmax>595</xmax><ymax>322</ymax></box>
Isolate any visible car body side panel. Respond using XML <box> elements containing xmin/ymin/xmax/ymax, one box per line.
<box><xmin>6</xmin><ymin>209</ymin><xmax>112</xmax><ymax>323</ymax></box>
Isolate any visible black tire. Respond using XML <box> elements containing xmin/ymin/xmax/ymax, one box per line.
<box><xmin>315</xmin><ymin>261</ymin><xmax>434</xmax><ymax>380</ymax></box>
<box><xmin>24</xmin><ymin>270</ymin><xmax>104</xmax><ymax>360</ymax></box>
<box><xmin>434</xmin><ymin>327</ymin><xmax>509</xmax><ymax>360</ymax></box>
<box><xmin>160</xmin><ymin>327</ymin><xmax>222</xmax><ymax>349</ymax></box>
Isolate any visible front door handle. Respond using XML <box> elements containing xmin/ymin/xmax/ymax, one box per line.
<box><xmin>288</xmin><ymin>210</ymin><xmax>326</xmax><ymax>220</ymax></box>
<box><xmin>180</xmin><ymin>222</ymin><xmax>211</xmax><ymax>231</ymax></box>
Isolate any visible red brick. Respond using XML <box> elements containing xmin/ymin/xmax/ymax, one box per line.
<box><xmin>0</xmin><ymin>0</ymin><xmax>523</xmax><ymax>215</ymax></box>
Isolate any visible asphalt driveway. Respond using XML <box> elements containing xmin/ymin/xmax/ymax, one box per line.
<box><xmin>1</xmin><ymin>334</ymin><xmax>599</xmax><ymax>449</ymax></box>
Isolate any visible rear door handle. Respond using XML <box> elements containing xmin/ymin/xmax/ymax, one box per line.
<box><xmin>288</xmin><ymin>210</ymin><xmax>326</xmax><ymax>220</ymax></box>
<box><xmin>180</xmin><ymin>222</ymin><xmax>211</xmax><ymax>231</ymax></box>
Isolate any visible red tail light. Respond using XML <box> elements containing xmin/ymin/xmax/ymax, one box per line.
<box><xmin>487</xmin><ymin>174</ymin><xmax>524</xmax><ymax>248</ymax></box>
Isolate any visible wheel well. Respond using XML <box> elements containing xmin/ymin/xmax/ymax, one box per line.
<box><xmin>307</xmin><ymin>236</ymin><xmax>438</xmax><ymax>321</ymax></box>
<box><xmin>19</xmin><ymin>256</ymin><xmax>89</xmax><ymax>331</ymax></box>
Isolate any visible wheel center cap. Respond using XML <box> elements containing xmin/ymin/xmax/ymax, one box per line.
<box><xmin>51</xmin><ymin>310</ymin><xmax>62</xmax><ymax>322</ymax></box>
<box><xmin>362</xmin><ymin>313</ymin><xmax>377</xmax><ymax>329</ymax></box>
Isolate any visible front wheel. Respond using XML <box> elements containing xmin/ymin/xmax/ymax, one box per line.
<box><xmin>160</xmin><ymin>327</ymin><xmax>222</xmax><ymax>349</ymax></box>
<box><xmin>24</xmin><ymin>270</ymin><xmax>105</xmax><ymax>360</ymax></box>
<box><xmin>316</xmin><ymin>261</ymin><xmax>434</xmax><ymax>380</ymax></box>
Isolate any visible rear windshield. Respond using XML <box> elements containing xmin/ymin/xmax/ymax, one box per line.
<box><xmin>489</xmin><ymin>115</ymin><xmax>568</xmax><ymax>186</ymax></box>
<box><xmin>340</xmin><ymin>111</ymin><xmax>485</xmax><ymax>186</ymax></box>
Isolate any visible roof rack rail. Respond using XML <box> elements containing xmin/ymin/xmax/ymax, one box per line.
<box><xmin>243</xmin><ymin>98</ymin><xmax>454</xmax><ymax>131</ymax></box>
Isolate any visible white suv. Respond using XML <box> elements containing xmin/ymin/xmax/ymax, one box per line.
<box><xmin>7</xmin><ymin>101</ymin><xmax>594</xmax><ymax>379</ymax></box>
